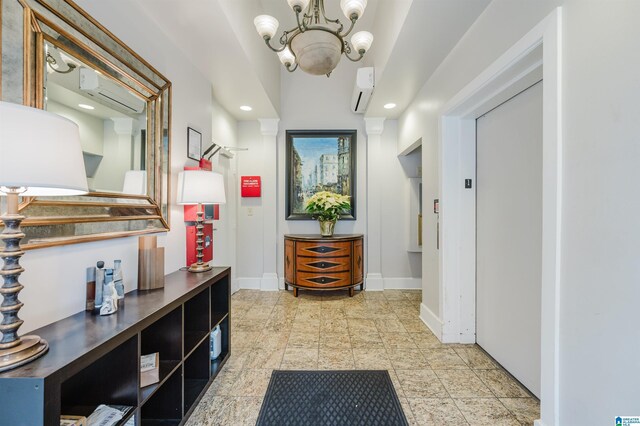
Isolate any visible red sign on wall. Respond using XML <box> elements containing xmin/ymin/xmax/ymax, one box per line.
<box><xmin>241</xmin><ymin>176</ymin><xmax>261</xmax><ymax>197</ymax></box>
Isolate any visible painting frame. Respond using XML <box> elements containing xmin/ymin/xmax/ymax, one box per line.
<box><xmin>286</xmin><ymin>129</ymin><xmax>357</xmax><ymax>220</ymax></box>
<box><xmin>187</xmin><ymin>127</ymin><xmax>202</xmax><ymax>161</ymax></box>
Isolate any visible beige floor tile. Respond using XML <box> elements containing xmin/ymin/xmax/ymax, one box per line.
<box><xmin>318</xmin><ymin>348</ymin><xmax>355</xmax><ymax>370</ymax></box>
<box><xmin>411</xmin><ymin>332</ymin><xmax>446</xmax><ymax>349</ymax></box>
<box><xmin>423</xmin><ymin>348</ymin><xmax>468</xmax><ymax>369</ymax></box>
<box><xmin>193</xmin><ymin>290</ymin><xmax>534</xmax><ymax>425</ymax></box>
<box><xmin>281</xmin><ymin>347</ymin><xmax>319</xmax><ymax>369</ymax></box>
<box><xmin>185</xmin><ymin>393</ymin><xmax>232</xmax><ymax>426</ymax></box>
<box><xmin>454</xmin><ymin>345</ymin><xmax>499</xmax><ymax>369</ymax></box>
<box><xmin>290</xmin><ymin>319</ymin><xmax>320</xmax><ymax>333</ymax></box>
<box><xmin>220</xmin><ymin>397</ymin><xmax>263</xmax><ymax>426</ymax></box>
<box><xmin>232</xmin><ymin>368</ymin><xmax>273</xmax><ymax>397</ymax></box>
<box><xmin>353</xmin><ymin>348</ymin><xmax>393</xmax><ymax>370</ymax></box>
<box><xmin>287</xmin><ymin>330</ymin><xmax>320</xmax><ymax>348</ymax></box>
<box><xmin>231</xmin><ymin>330</ymin><xmax>261</xmax><ymax>349</ymax></box>
<box><xmin>500</xmin><ymin>397</ymin><xmax>540</xmax><ymax>425</ymax></box>
<box><xmin>475</xmin><ymin>370</ymin><xmax>531</xmax><ymax>398</ymax></box>
<box><xmin>347</xmin><ymin>318</ymin><xmax>378</xmax><ymax>333</ymax></box>
<box><xmin>408</xmin><ymin>397</ymin><xmax>469</xmax><ymax>425</ymax></box>
<box><xmin>435</xmin><ymin>370</ymin><xmax>494</xmax><ymax>398</ymax></box>
<box><xmin>395</xmin><ymin>369</ymin><xmax>449</xmax><ymax>398</ymax></box>
<box><xmin>398</xmin><ymin>397</ymin><xmax>418</xmax><ymax>425</ymax></box>
<box><xmin>320</xmin><ymin>317</ymin><xmax>349</xmax><ymax>333</ymax></box>
<box><xmin>256</xmin><ymin>331</ymin><xmax>290</xmax><ymax>350</ymax></box>
<box><xmin>245</xmin><ymin>348</ymin><xmax>285</xmax><ymax>369</ymax></box>
<box><xmin>380</xmin><ymin>332</ymin><xmax>418</xmax><ymax>349</ymax></box>
<box><xmin>399</xmin><ymin>318</ymin><xmax>430</xmax><ymax>333</ymax></box>
<box><xmin>374</xmin><ymin>318</ymin><xmax>407</xmax><ymax>333</ymax></box>
<box><xmin>454</xmin><ymin>398</ymin><xmax>520</xmax><ymax>425</ymax></box>
<box><xmin>209</xmin><ymin>367</ymin><xmax>241</xmax><ymax>396</ymax></box>
<box><xmin>350</xmin><ymin>332</ymin><xmax>385</xmax><ymax>349</ymax></box>
<box><xmin>320</xmin><ymin>332</ymin><xmax>352</xmax><ymax>349</ymax></box>
<box><xmin>388</xmin><ymin>348</ymin><xmax>431</xmax><ymax>370</ymax></box>
<box><xmin>224</xmin><ymin>348</ymin><xmax>250</xmax><ymax>370</ymax></box>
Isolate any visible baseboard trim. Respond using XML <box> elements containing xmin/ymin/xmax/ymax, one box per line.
<box><xmin>533</xmin><ymin>420</ymin><xmax>546</xmax><ymax>426</ymax></box>
<box><xmin>237</xmin><ymin>277</ymin><xmax>261</xmax><ymax>290</ymax></box>
<box><xmin>366</xmin><ymin>273</ymin><xmax>384</xmax><ymax>291</ymax></box>
<box><xmin>419</xmin><ymin>302</ymin><xmax>443</xmax><ymax>339</ymax></box>
<box><xmin>231</xmin><ymin>278</ymin><xmax>241</xmax><ymax>294</ymax></box>
<box><xmin>261</xmin><ymin>273</ymin><xmax>279</xmax><ymax>291</ymax></box>
<box><xmin>383</xmin><ymin>277</ymin><xmax>421</xmax><ymax>289</ymax></box>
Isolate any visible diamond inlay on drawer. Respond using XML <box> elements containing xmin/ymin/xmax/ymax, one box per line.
<box><xmin>307</xmin><ymin>261</ymin><xmax>340</xmax><ymax>269</ymax></box>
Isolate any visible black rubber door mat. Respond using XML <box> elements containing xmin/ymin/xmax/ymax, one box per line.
<box><xmin>256</xmin><ymin>370</ymin><xmax>409</xmax><ymax>426</ymax></box>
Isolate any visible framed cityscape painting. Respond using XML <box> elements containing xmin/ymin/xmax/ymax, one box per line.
<box><xmin>286</xmin><ymin>130</ymin><xmax>356</xmax><ymax>220</ymax></box>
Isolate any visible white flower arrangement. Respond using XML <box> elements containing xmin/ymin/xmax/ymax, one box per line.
<box><xmin>305</xmin><ymin>191</ymin><xmax>351</xmax><ymax>221</ymax></box>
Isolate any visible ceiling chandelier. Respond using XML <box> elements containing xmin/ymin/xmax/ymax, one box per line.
<box><xmin>254</xmin><ymin>0</ymin><xmax>373</xmax><ymax>77</ymax></box>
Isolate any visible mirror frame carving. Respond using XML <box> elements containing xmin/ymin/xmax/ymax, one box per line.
<box><xmin>0</xmin><ymin>0</ymin><xmax>172</xmax><ymax>249</ymax></box>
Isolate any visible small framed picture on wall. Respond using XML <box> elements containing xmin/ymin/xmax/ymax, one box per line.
<box><xmin>187</xmin><ymin>127</ymin><xmax>202</xmax><ymax>161</ymax></box>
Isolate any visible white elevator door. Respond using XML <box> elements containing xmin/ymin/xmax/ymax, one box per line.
<box><xmin>476</xmin><ymin>81</ymin><xmax>542</xmax><ymax>397</ymax></box>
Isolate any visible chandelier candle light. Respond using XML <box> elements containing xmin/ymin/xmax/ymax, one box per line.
<box><xmin>254</xmin><ymin>0</ymin><xmax>373</xmax><ymax>76</ymax></box>
<box><xmin>0</xmin><ymin>101</ymin><xmax>88</xmax><ymax>372</ymax></box>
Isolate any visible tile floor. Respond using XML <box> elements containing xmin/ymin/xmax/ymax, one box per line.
<box><xmin>187</xmin><ymin>289</ymin><xmax>539</xmax><ymax>425</ymax></box>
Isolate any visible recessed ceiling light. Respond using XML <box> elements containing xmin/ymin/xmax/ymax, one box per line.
<box><xmin>78</xmin><ymin>104</ymin><xmax>95</xmax><ymax>110</ymax></box>
<box><xmin>384</xmin><ymin>103</ymin><xmax>396</xmax><ymax>109</ymax></box>
<box><xmin>240</xmin><ymin>106</ymin><xmax>252</xmax><ymax>112</ymax></box>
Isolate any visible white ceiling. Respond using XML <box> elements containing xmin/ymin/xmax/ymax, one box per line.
<box><xmin>131</xmin><ymin>0</ymin><xmax>491</xmax><ymax>121</ymax></box>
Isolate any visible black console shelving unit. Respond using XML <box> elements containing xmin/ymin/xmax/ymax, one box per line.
<box><xmin>0</xmin><ymin>267</ymin><xmax>231</xmax><ymax>426</ymax></box>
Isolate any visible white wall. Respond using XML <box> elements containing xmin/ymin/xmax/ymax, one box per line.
<box><xmin>19</xmin><ymin>1</ymin><xmax>237</xmax><ymax>334</ymax></box>
<box><xmin>46</xmin><ymin>101</ymin><xmax>104</xmax><ymax>155</ymax></box>
<box><xmin>233</xmin><ymin>61</ymin><xmax>420</xmax><ymax>287</ymax></box>
<box><xmin>380</xmin><ymin>120</ymin><xmax>421</xmax><ymax>284</ymax></box>
<box><xmin>399</xmin><ymin>0</ymin><xmax>640</xmax><ymax>423</ymax></box>
<box><xmin>399</xmin><ymin>0</ymin><xmax>562</xmax><ymax>318</ymax></box>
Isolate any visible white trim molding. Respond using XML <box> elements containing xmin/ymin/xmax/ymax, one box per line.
<box><xmin>438</xmin><ymin>8</ymin><xmax>562</xmax><ymax>426</ymax></box>
<box><xmin>365</xmin><ymin>273</ymin><xmax>384</xmax><ymax>291</ymax></box>
<box><xmin>258</xmin><ymin>118</ymin><xmax>280</xmax><ymax>294</ymax></box>
<box><xmin>383</xmin><ymin>277</ymin><xmax>422</xmax><ymax>289</ymax></box>
<box><xmin>364</xmin><ymin>117</ymin><xmax>386</xmax><ymax>295</ymax></box>
<box><xmin>236</xmin><ymin>277</ymin><xmax>261</xmax><ymax>290</ymax></box>
<box><xmin>260</xmin><ymin>273</ymin><xmax>279</xmax><ymax>291</ymax></box>
<box><xmin>419</xmin><ymin>303</ymin><xmax>443</xmax><ymax>338</ymax></box>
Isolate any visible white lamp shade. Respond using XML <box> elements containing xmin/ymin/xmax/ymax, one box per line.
<box><xmin>287</xmin><ymin>0</ymin><xmax>310</xmax><ymax>11</ymax></box>
<box><xmin>122</xmin><ymin>170</ymin><xmax>147</xmax><ymax>195</ymax></box>
<box><xmin>0</xmin><ymin>101</ymin><xmax>88</xmax><ymax>196</ymax></box>
<box><xmin>351</xmin><ymin>31</ymin><xmax>374</xmax><ymax>53</ymax></box>
<box><xmin>254</xmin><ymin>15</ymin><xmax>279</xmax><ymax>39</ymax></box>
<box><xmin>340</xmin><ymin>0</ymin><xmax>367</xmax><ymax>19</ymax></box>
<box><xmin>176</xmin><ymin>170</ymin><xmax>226</xmax><ymax>205</ymax></box>
<box><xmin>277</xmin><ymin>46</ymin><xmax>296</xmax><ymax>66</ymax></box>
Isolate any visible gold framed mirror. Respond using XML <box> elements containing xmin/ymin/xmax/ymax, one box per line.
<box><xmin>1</xmin><ymin>0</ymin><xmax>171</xmax><ymax>249</ymax></box>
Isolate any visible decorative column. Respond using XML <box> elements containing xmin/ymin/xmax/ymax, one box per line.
<box><xmin>365</xmin><ymin>117</ymin><xmax>385</xmax><ymax>290</ymax></box>
<box><xmin>259</xmin><ymin>119</ymin><xmax>280</xmax><ymax>291</ymax></box>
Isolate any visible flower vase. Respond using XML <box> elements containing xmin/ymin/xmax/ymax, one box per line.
<box><xmin>319</xmin><ymin>219</ymin><xmax>336</xmax><ymax>237</ymax></box>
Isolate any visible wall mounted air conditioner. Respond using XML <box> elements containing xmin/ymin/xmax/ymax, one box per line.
<box><xmin>79</xmin><ymin>67</ymin><xmax>146</xmax><ymax>115</ymax></box>
<box><xmin>351</xmin><ymin>67</ymin><xmax>375</xmax><ymax>114</ymax></box>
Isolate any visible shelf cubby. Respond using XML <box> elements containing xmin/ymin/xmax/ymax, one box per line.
<box><xmin>141</xmin><ymin>368</ymin><xmax>182</xmax><ymax>425</ymax></box>
<box><xmin>60</xmin><ymin>335</ymin><xmax>138</xmax><ymax>421</ymax></box>
<box><xmin>211</xmin><ymin>275</ymin><xmax>229</xmax><ymax>329</ymax></box>
<box><xmin>184</xmin><ymin>338</ymin><xmax>211</xmax><ymax>415</ymax></box>
<box><xmin>211</xmin><ymin>315</ymin><xmax>230</xmax><ymax>378</ymax></box>
<box><xmin>184</xmin><ymin>288</ymin><xmax>210</xmax><ymax>356</ymax></box>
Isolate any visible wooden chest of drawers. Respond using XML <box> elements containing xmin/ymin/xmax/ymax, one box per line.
<box><xmin>284</xmin><ymin>234</ymin><xmax>364</xmax><ymax>297</ymax></box>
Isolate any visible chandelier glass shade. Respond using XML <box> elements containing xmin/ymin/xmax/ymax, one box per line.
<box><xmin>254</xmin><ymin>0</ymin><xmax>373</xmax><ymax>76</ymax></box>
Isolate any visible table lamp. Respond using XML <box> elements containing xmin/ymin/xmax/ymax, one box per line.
<box><xmin>0</xmin><ymin>101</ymin><xmax>88</xmax><ymax>372</ymax></box>
<box><xmin>176</xmin><ymin>170</ymin><xmax>226</xmax><ymax>272</ymax></box>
